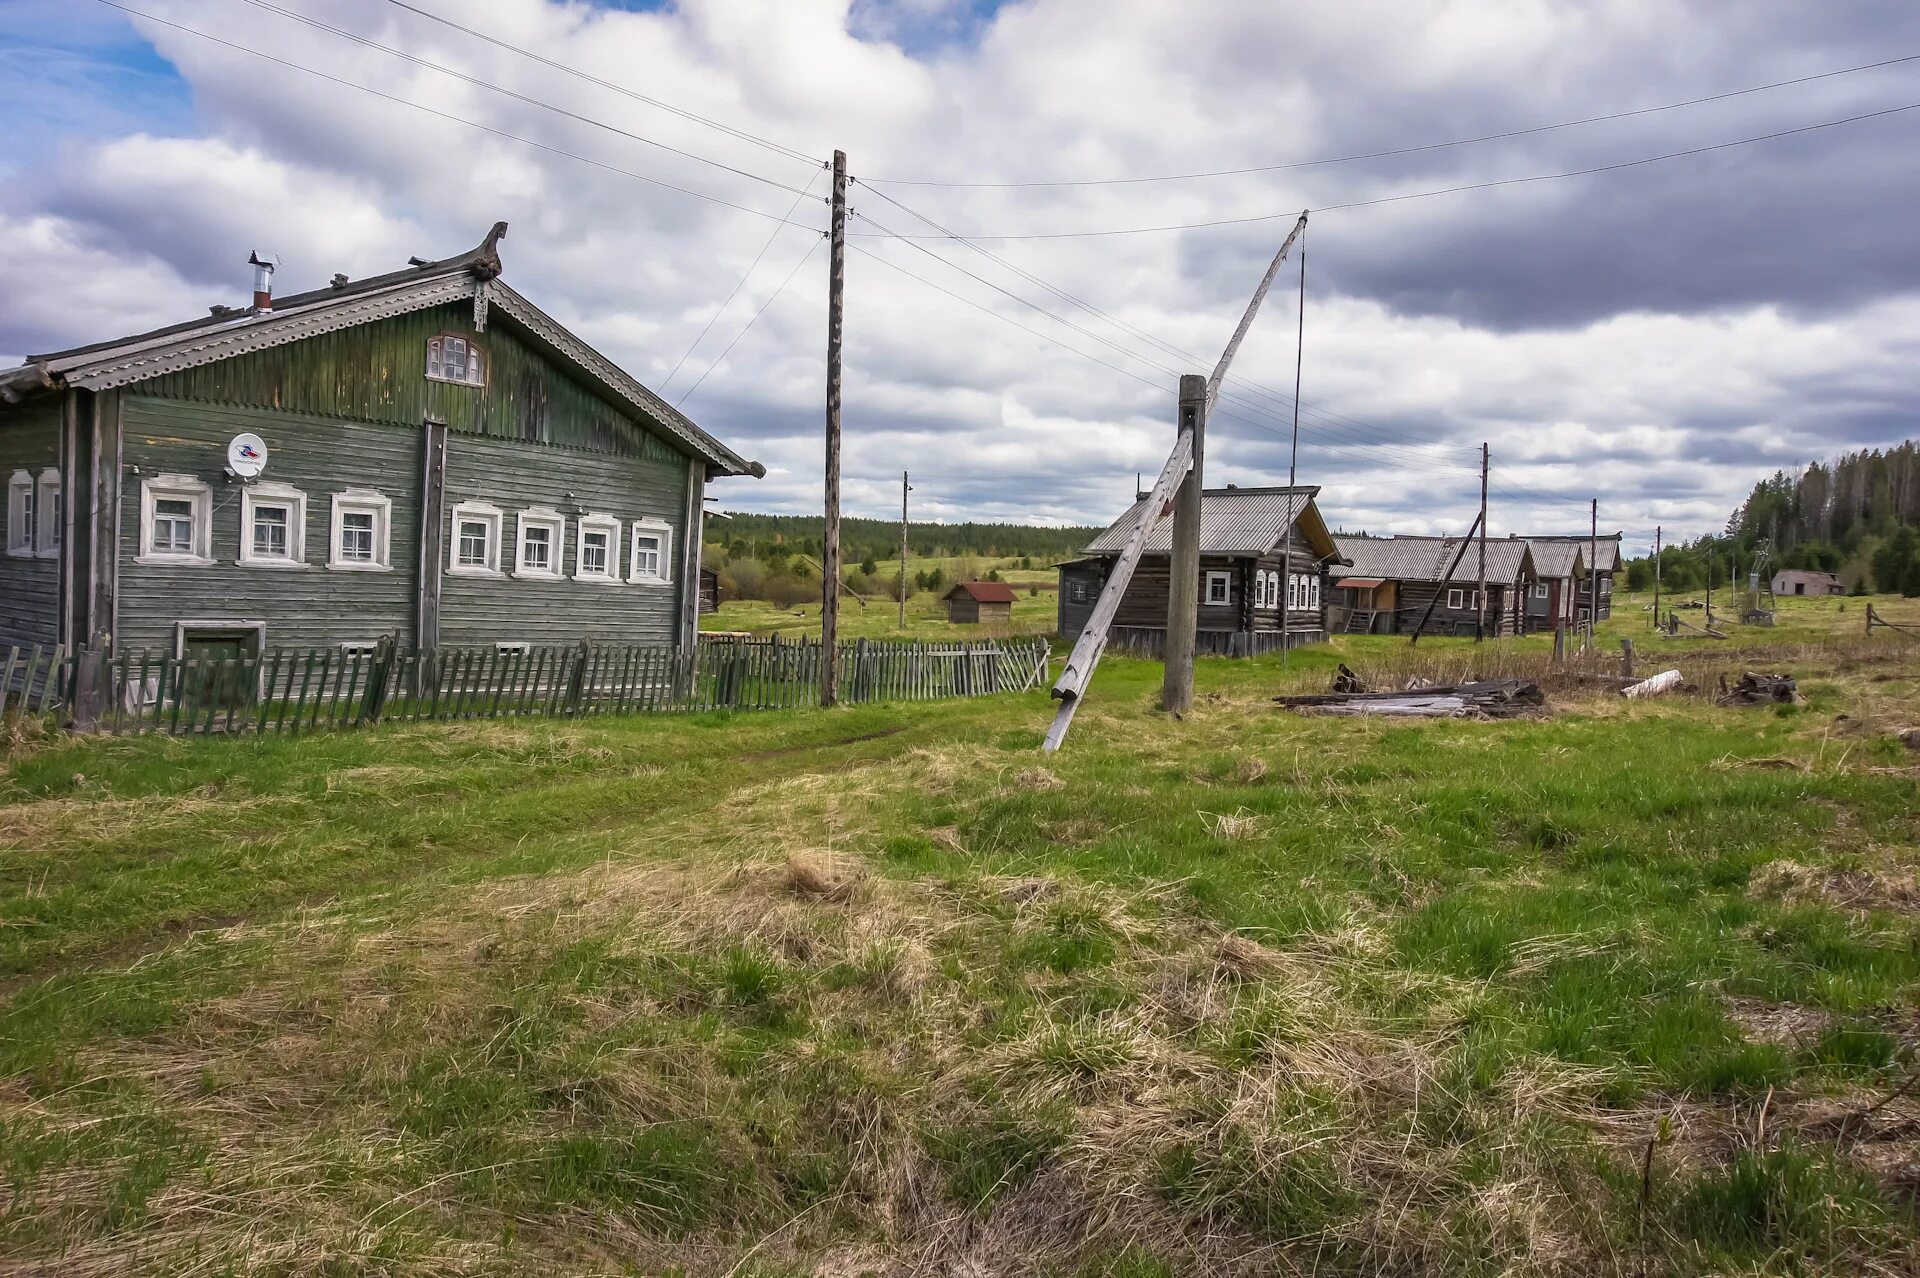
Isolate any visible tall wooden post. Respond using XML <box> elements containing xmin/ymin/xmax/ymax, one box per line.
<box><xmin>1476</xmin><ymin>442</ymin><xmax>1489</xmax><ymax>642</ymax></box>
<box><xmin>1652</xmin><ymin>525</ymin><xmax>1662</xmax><ymax>632</ymax></box>
<box><xmin>821</xmin><ymin>149</ymin><xmax>847</xmax><ymax>705</ymax></box>
<box><xmin>898</xmin><ymin>470</ymin><xmax>910</xmax><ymax>631</ymax></box>
<box><xmin>1163</xmin><ymin>374</ymin><xmax>1207</xmax><ymax>714</ymax></box>
<box><xmin>1587</xmin><ymin>498</ymin><xmax>1598</xmax><ymax>648</ymax></box>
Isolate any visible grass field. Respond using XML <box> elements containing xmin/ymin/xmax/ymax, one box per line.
<box><xmin>4</xmin><ymin>597</ymin><xmax>1920</xmax><ymax>1274</ymax></box>
<box><xmin>702</xmin><ymin>581</ymin><xmax>1058</xmax><ymax>641</ymax></box>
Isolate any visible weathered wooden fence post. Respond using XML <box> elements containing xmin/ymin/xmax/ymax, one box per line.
<box><xmin>71</xmin><ymin>645</ymin><xmax>109</xmax><ymax>732</ymax></box>
<box><xmin>357</xmin><ymin>635</ymin><xmax>397</xmax><ymax>726</ymax></box>
<box><xmin>564</xmin><ymin>640</ymin><xmax>591</xmax><ymax>717</ymax></box>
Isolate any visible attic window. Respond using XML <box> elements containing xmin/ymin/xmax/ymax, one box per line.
<box><xmin>427</xmin><ymin>335</ymin><xmax>486</xmax><ymax>386</ymax></box>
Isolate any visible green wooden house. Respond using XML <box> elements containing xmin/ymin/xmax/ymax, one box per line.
<box><xmin>0</xmin><ymin>223</ymin><xmax>761</xmax><ymax>667</ymax></box>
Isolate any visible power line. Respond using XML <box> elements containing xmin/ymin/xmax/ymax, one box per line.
<box><xmin>662</xmin><ymin>170</ymin><xmax>824</xmax><ymax>396</ymax></box>
<box><xmin>677</xmin><ymin>238</ymin><xmax>823</xmax><ymax>407</ymax></box>
<box><xmin>866</xmin><ymin>52</ymin><xmax>1920</xmax><ymax>188</ymax></box>
<box><xmin>382</xmin><ymin>0</ymin><xmax>817</xmax><ymax>165</ymax></box>
<box><xmin>234</xmin><ymin>0</ymin><xmax>821</xmax><ymax>199</ymax></box>
<box><xmin>854</xmin><ymin>100</ymin><xmax>1920</xmax><ymax>240</ymax></box>
<box><xmin>95</xmin><ymin>0</ymin><xmax>827</xmax><ymax>230</ymax></box>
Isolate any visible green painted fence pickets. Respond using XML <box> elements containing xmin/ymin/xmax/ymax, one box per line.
<box><xmin>1</xmin><ymin>637</ymin><xmax>1051</xmax><ymax>737</ymax></box>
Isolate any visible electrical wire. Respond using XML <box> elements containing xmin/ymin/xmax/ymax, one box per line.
<box><xmin>854</xmin><ymin>100</ymin><xmax>1920</xmax><ymax>240</ymax></box>
<box><xmin>867</xmin><ymin>52</ymin><xmax>1920</xmax><ymax>187</ymax></box>
<box><xmin>677</xmin><ymin>238</ymin><xmax>824</xmax><ymax>407</ymax></box>
<box><xmin>234</xmin><ymin>0</ymin><xmax>822</xmax><ymax>198</ymax></box>
<box><xmin>661</xmin><ymin>171</ymin><xmax>824</xmax><ymax>395</ymax></box>
<box><xmin>93</xmin><ymin>0</ymin><xmax>827</xmax><ymax>230</ymax></box>
<box><xmin>382</xmin><ymin>0</ymin><xmax>818</xmax><ymax>165</ymax></box>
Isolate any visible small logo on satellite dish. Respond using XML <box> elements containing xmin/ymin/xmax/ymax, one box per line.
<box><xmin>226</xmin><ymin>433</ymin><xmax>269</xmax><ymax>479</ymax></box>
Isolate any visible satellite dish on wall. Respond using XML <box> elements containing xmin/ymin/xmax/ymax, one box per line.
<box><xmin>227</xmin><ymin>433</ymin><xmax>268</xmax><ymax>479</ymax></box>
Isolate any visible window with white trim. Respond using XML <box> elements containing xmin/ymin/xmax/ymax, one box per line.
<box><xmin>1204</xmin><ymin>570</ymin><xmax>1231</xmax><ymax>605</ymax></box>
<box><xmin>328</xmin><ymin>489</ymin><xmax>392</xmax><ymax>571</ymax></box>
<box><xmin>33</xmin><ymin>468</ymin><xmax>60</xmax><ymax>557</ymax></box>
<box><xmin>1447</xmin><ymin>588</ymin><xmax>1465</xmax><ymax>610</ymax></box>
<box><xmin>426</xmin><ymin>334</ymin><xmax>486</xmax><ymax>386</ymax></box>
<box><xmin>6</xmin><ymin>470</ymin><xmax>33</xmax><ymax>557</ymax></box>
<box><xmin>515</xmin><ymin>508</ymin><xmax>566</xmax><ymax>580</ymax></box>
<box><xmin>1533</xmin><ymin>582</ymin><xmax>1550</xmax><ymax>600</ymax></box>
<box><xmin>573</xmin><ymin>512</ymin><xmax>621</xmax><ymax>583</ymax></box>
<box><xmin>496</xmin><ymin>642</ymin><xmax>530</xmax><ymax>657</ymax></box>
<box><xmin>137</xmin><ymin>474</ymin><xmax>213</xmax><ymax>565</ymax></box>
<box><xmin>339</xmin><ymin>641</ymin><xmax>380</xmax><ymax>661</ymax></box>
<box><xmin>238</xmin><ymin>482</ymin><xmax>308</xmax><ymax>568</ymax></box>
<box><xmin>1253</xmin><ymin>571</ymin><xmax>1266</xmax><ymax>609</ymax></box>
<box><xmin>629</xmin><ymin>518</ymin><xmax>673</xmax><ymax>585</ymax></box>
<box><xmin>448</xmin><ymin>500</ymin><xmax>504</xmax><ymax>576</ymax></box>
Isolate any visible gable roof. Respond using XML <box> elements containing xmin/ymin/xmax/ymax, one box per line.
<box><xmin>1083</xmin><ymin>486</ymin><xmax>1340</xmax><ymax>561</ymax></box>
<box><xmin>1333</xmin><ymin>534</ymin><xmax>1535</xmax><ymax>584</ymax></box>
<box><xmin>944</xmin><ymin>580</ymin><xmax>1018</xmax><ymax>603</ymax></box>
<box><xmin>1517</xmin><ymin>533</ymin><xmax>1622</xmax><ymax>573</ymax></box>
<box><xmin>0</xmin><ymin>223</ymin><xmax>759</xmax><ymax>478</ymax></box>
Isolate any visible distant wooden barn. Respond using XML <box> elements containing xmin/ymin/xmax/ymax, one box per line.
<box><xmin>943</xmin><ymin>580</ymin><xmax>1017</xmax><ymax>624</ymax></box>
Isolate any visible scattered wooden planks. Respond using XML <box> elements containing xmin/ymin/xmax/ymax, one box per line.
<box><xmin>1716</xmin><ymin>671</ymin><xmax>1801</xmax><ymax>706</ymax></box>
<box><xmin>1275</xmin><ymin>678</ymin><xmax>1545</xmax><ymax>719</ymax></box>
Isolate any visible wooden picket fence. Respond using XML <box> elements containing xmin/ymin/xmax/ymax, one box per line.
<box><xmin>0</xmin><ymin>636</ymin><xmax>1051</xmax><ymax>738</ymax></box>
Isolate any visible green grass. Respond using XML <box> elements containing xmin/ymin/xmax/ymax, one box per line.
<box><xmin>702</xmin><ymin>582</ymin><xmax>1057</xmax><ymax>639</ymax></box>
<box><xmin>4</xmin><ymin>612</ymin><xmax>1920</xmax><ymax>1273</ymax></box>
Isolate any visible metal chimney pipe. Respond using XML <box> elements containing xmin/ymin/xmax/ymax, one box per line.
<box><xmin>247</xmin><ymin>250</ymin><xmax>275</xmax><ymax>311</ymax></box>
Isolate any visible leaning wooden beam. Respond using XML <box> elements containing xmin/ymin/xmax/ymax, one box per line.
<box><xmin>1042</xmin><ymin>212</ymin><xmax>1308</xmax><ymax>753</ymax></box>
<box><xmin>1043</xmin><ymin>429</ymin><xmax>1193</xmax><ymax>752</ymax></box>
<box><xmin>1406</xmin><ymin>511</ymin><xmax>1483</xmax><ymax>646</ymax></box>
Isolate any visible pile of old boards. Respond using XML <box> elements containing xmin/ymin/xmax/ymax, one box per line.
<box><xmin>1277</xmin><ymin>675</ymin><xmax>1545</xmax><ymax>719</ymax></box>
<box><xmin>1717</xmin><ymin>671</ymin><xmax>1801</xmax><ymax>706</ymax></box>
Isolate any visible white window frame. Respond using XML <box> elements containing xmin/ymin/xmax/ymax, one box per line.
<box><xmin>495</xmin><ymin>642</ymin><xmax>530</xmax><ymax>657</ymax></box>
<box><xmin>6</xmin><ymin>469</ymin><xmax>34</xmax><ymax>557</ymax></box>
<box><xmin>1253</xmin><ymin>571</ymin><xmax>1267</xmax><ymax>610</ymax></box>
<box><xmin>426</xmin><ymin>334</ymin><xmax>487</xmax><ymax>387</ymax></box>
<box><xmin>1447</xmin><ymin>587</ymin><xmax>1465</xmax><ymax>610</ymax></box>
<box><xmin>136</xmin><ymin>473</ymin><xmax>214</xmax><ymax>566</ymax></box>
<box><xmin>572</xmin><ymin>512</ymin><xmax>621</xmax><ymax>584</ymax></box>
<box><xmin>237</xmin><ymin>481</ymin><xmax>308</xmax><ymax>569</ymax></box>
<box><xmin>328</xmin><ymin>488</ymin><xmax>392</xmax><ymax>572</ymax></box>
<box><xmin>1204</xmin><ymin>570</ymin><xmax>1231</xmax><ymax>606</ymax></box>
<box><xmin>1069</xmin><ymin>580</ymin><xmax>1088</xmax><ymax>604</ymax></box>
<box><xmin>34</xmin><ymin>468</ymin><xmax>61</xmax><ymax>558</ymax></box>
<box><xmin>1533</xmin><ymin>582</ymin><xmax>1550</xmax><ymax>600</ymax></box>
<box><xmin>449</xmin><ymin>500</ymin><xmax>504</xmax><ymax>577</ymax></box>
<box><xmin>629</xmin><ymin>518</ymin><xmax>674</xmax><ymax>586</ymax></box>
<box><xmin>339</xmin><ymin>640</ymin><xmax>380</xmax><ymax>661</ymax></box>
<box><xmin>512</xmin><ymin>507</ymin><xmax>566</xmax><ymax>581</ymax></box>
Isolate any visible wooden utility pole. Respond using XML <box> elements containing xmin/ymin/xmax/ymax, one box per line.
<box><xmin>1162</xmin><ymin>375</ymin><xmax>1207</xmax><ymax>714</ymax></box>
<box><xmin>1652</xmin><ymin>525</ymin><xmax>1662</xmax><ymax>631</ymax></box>
<box><xmin>1476</xmin><ymin>443</ymin><xmax>1489</xmax><ymax>642</ymax></box>
<box><xmin>821</xmin><ymin>149</ymin><xmax>846</xmax><ymax>706</ymax></box>
<box><xmin>898</xmin><ymin>470</ymin><xmax>910</xmax><ymax>631</ymax></box>
<box><xmin>1587</xmin><ymin>498</ymin><xmax>1598</xmax><ymax>648</ymax></box>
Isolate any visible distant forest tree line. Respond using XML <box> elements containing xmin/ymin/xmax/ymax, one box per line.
<box><xmin>1621</xmin><ymin>441</ymin><xmax>1920</xmax><ymax>597</ymax></box>
<box><xmin>705</xmin><ymin>511</ymin><xmax>1101</xmax><ymax>607</ymax></box>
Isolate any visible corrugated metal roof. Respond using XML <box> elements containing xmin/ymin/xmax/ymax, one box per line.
<box><xmin>1521</xmin><ymin>534</ymin><xmax>1622</xmax><ymax>572</ymax></box>
<box><xmin>1333</xmin><ymin>534</ymin><xmax>1533</xmax><ymax>584</ymax></box>
<box><xmin>1084</xmin><ymin>486</ymin><xmax>1323</xmax><ymax>557</ymax></box>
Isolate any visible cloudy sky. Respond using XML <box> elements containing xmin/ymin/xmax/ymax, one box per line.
<box><xmin>4</xmin><ymin>0</ymin><xmax>1918</xmax><ymax>551</ymax></box>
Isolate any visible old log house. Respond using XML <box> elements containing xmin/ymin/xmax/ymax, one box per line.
<box><xmin>1057</xmin><ymin>485</ymin><xmax>1343</xmax><ymax>655</ymax></box>
<box><xmin>0</xmin><ymin>223</ymin><xmax>760</xmax><ymax>670</ymax></box>
<box><xmin>1331</xmin><ymin>534</ymin><xmax>1536</xmax><ymax>636</ymax></box>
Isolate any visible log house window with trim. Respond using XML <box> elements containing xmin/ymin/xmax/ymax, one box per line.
<box><xmin>426</xmin><ymin>334</ymin><xmax>486</xmax><ymax>386</ymax></box>
<box><xmin>136</xmin><ymin>474</ymin><xmax>213</xmax><ymax>566</ymax></box>
<box><xmin>238</xmin><ymin>482</ymin><xmax>309</xmax><ymax>568</ymax></box>
<box><xmin>629</xmin><ymin>519</ymin><xmax>672</xmax><ymax>585</ymax></box>
<box><xmin>35</xmin><ymin>468</ymin><xmax>60</xmax><ymax>557</ymax></box>
<box><xmin>514</xmin><ymin>508</ymin><xmax>566</xmax><ymax>581</ymax></box>
<box><xmin>448</xmin><ymin>500</ymin><xmax>504</xmax><ymax>577</ymax></box>
<box><xmin>328</xmin><ymin>489</ymin><xmax>392</xmax><ymax>571</ymax></box>
<box><xmin>1204</xmin><ymin>570</ymin><xmax>1231</xmax><ymax>605</ymax></box>
<box><xmin>573</xmin><ymin>512</ymin><xmax>621</xmax><ymax>584</ymax></box>
<box><xmin>5</xmin><ymin>469</ymin><xmax>33</xmax><ymax>557</ymax></box>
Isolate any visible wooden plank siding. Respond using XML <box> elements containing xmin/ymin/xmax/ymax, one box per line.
<box><xmin>437</xmin><ymin>432</ymin><xmax>688</xmax><ymax>648</ymax></box>
<box><xmin>133</xmin><ymin>302</ymin><xmax>683</xmax><ymax>462</ymax></box>
<box><xmin>1057</xmin><ymin>549</ymin><xmax>1329</xmax><ymax>642</ymax></box>
<box><xmin>0</xmin><ymin>400</ymin><xmax>65</xmax><ymax>650</ymax></box>
<box><xmin>1392</xmin><ymin>579</ymin><xmax>1526</xmax><ymax>638</ymax></box>
<box><xmin>115</xmin><ymin>397</ymin><xmax>423</xmax><ymax>652</ymax></box>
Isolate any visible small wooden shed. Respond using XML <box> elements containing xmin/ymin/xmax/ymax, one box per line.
<box><xmin>943</xmin><ymin>580</ymin><xmax>1017</xmax><ymax>624</ymax></box>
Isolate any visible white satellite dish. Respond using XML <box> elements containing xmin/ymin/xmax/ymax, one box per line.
<box><xmin>226</xmin><ymin>433</ymin><xmax>268</xmax><ymax>479</ymax></box>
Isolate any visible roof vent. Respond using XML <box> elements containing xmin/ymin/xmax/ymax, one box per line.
<box><xmin>247</xmin><ymin>250</ymin><xmax>275</xmax><ymax>312</ymax></box>
<box><xmin>330</xmin><ymin>273</ymin><xmax>349</xmax><ymax>289</ymax></box>
<box><xmin>408</xmin><ymin>255</ymin><xmax>431</xmax><ymax>268</ymax></box>
<box><xmin>209</xmin><ymin>304</ymin><xmax>233</xmax><ymax>317</ymax></box>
